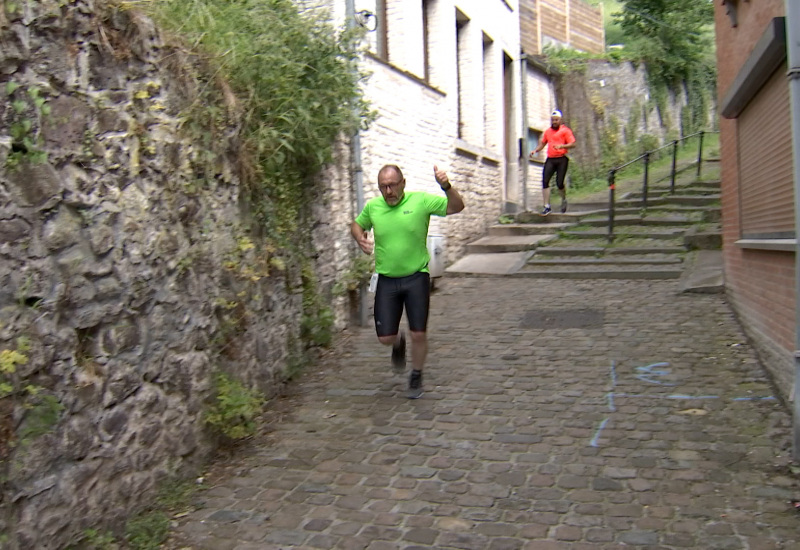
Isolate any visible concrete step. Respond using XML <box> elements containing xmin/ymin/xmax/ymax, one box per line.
<box><xmin>488</xmin><ymin>223</ymin><xmax>574</xmax><ymax>236</ymax></box>
<box><xmin>606</xmin><ymin>246</ymin><xmax>686</xmax><ymax>255</ymax></box>
<box><xmin>446</xmin><ymin>251</ymin><xmax>534</xmax><ymax>276</ymax></box>
<box><xmin>465</xmin><ymin>234</ymin><xmax>557</xmax><ymax>254</ymax></box>
<box><xmin>626</xmin><ymin>188</ymin><xmax>719</xmax><ymax>199</ymax></box>
<box><xmin>580</xmin><ymin>216</ymin><xmax>697</xmax><ymax>227</ymax></box>
<box><xmin>527</xmin><ymin>256</ymin><xmax>683</xmax><ymax>266</ymax></box>
<box><xmin>617</xmin><ymin>195</ymin><xmax>720</xmax><ymax>207</ymax></box>
<box><xmin>582</xmin><ymin>207</ymin><xmax>720</xmax><ymax>225</ymax></box>
<box><xmin>510</xmin><ymin>266</ymin><xmax>684</xmax><ymax>280</ymax></box>
<box><xmin>562</xmin><ymin>228</ymin><xmax>686</xmax><ymax>240</ymax></box>
<box><xmin>617</xmin><ymin>204</ymin><xmax>719</xmax><ymax>212</ymax></box>
<box><xmin>635</xmin><ymin>180</ymin><xmax>721</xmax><ymax>192</ymax></box>
<box><xmin>512</xmin><ymin>203</ymin><xmax>620</xmax><ymax>222</ymax></box>
<box><xmin>533</xmin><ymin>245</ymin><xmax>687</xmax><ymax>256</ymax></box>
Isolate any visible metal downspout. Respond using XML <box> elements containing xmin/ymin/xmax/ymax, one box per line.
<box><xmin>521</xmin><ymin>53</ymin><xmax>529</xmax><ymax>212</ymax></box>
<box><xmin>787</xmin><ymin>1</ymin><xmax>800</xmax><ymax>460</ymax></box>
<box><xmin>345</xmin><ymin>0</ymin><xmax>368</xmax><ymax>326</ymax></box>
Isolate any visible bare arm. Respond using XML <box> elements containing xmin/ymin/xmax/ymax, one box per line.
<box><xmin>553</xmin><ymin>140</ymin><xmax>576</xmax><ymax>151</ymax></box>
<box><xmin>350</xmin><ymin>221</ymin><xmax>373</xmax><ymax>254</ymax></box>
<box><xmin>531</xmin><ymin>136</ymin><xmax>547</xmax><ymax>157</ymax></box>
<box><xmin>434</xmin><ymin>165</ymin><xmax>465</xmax><ymax>215</ymax></box>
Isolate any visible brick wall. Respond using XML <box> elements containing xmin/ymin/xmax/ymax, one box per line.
<box><xmin>714</xmin><ymin>0</ymin><xmax>794</xmax><ymax>396</ymax></box>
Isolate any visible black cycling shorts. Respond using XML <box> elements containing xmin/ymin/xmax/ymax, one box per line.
<box><xmin>374</xmin><ymin>271</ymin><xmax>430</xmax><ymax>337</ymax></box>
<box><xmin>542</xmin><ymin>156</ymin><xmax>569</xmax><ymax>190</ymax></box>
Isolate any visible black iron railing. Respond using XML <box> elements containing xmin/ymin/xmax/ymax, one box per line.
<box><xmin>606</xmin><ymin>130</ymin><xmax>719</xmax><ymax>242</ymax></box>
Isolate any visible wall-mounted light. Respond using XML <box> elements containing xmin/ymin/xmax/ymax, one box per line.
<box><xmin>356</xmin><ymin>9</ymin><xmax>378</xmax><ymax>31</ymax></box>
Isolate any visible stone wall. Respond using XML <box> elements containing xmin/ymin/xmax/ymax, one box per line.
<box><xmin>0</xmin><ymin>1</ymin><xmax>353</xmax><ymax>547</ymax></box>
<box><xmin>555</xmin><ymin>60</ymin><xmax>704</xmax><ymax>171</ymax></box>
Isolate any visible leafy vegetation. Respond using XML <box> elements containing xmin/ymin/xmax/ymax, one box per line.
<box><xmin>4</xmin><ymin>81</ymin><xmax>50</xmax><ymax>169</ymax></box>
<box><xmin>139</xmin><ymin>0</ymin><xmax>372</xmax><ymax>245</ymax></box>
<box><xmin>612</xmin><ymin>0</ymin><xmax>715</xmax><ymax>86</ymax></box>
<box><xmin>568</xmin><ymin>131</ymin><xmax>719</xmax><ymax>202</ymax></box>
<box><xmin>611</xmin><ymin>0</ymin><xmax>716</xmax><ymax>138</ymax></box>
<box><xmin>1</xmin><ymin>335</ymin><xmax>64</xmax><ymax>452</ymax></box>
<box><xmin>545</xmin><ymin>0</ymin><xmax>717</xmax><ymax>190</ymax></box>
<box><xmin>332</xmin><ymin>255</ymin><xmax>374</xmax><ymax>296</ymax></box>
<box><xmin>300</xmin><ymin>263</ymin><xmax>334</xmax><ymax>348</ymax></box>
<box><xmin>204</xmin><ymin>371</ymin><xmax>265</xmax><ymax>440</ymax></box>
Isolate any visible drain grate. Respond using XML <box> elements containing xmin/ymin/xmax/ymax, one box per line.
<box><xmin>521</xmin><ymin>309</ymin><xmax>605</xmax><ymax>329</ymax></box>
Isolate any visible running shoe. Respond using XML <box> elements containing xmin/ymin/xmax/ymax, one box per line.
<box><xmin>391</xmin><ymin>330</ymin><xmax>406</xmax><ymax>373</ymax></box>
<box><xmin>561</xmin><ymin>199</ymin><xmax>568</xmax><ymax>213</ymax></box>
<box><xmin>541</xmin><ymin>205</ymin><xmax>552</xmax><ymax>216</ymax></box>
<box><xmin>408</xmin><ymin>369</ymin><xmax>423</xmax><ymax>399</ymax></box>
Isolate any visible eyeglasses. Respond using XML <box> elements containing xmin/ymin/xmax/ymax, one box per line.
<box><xmin>379</xmin><ymin>181</ymin><xmax>403</xmax><ymax>193</ymax></box>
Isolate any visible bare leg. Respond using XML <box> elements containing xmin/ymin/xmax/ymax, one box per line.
<box><xmin>409</xmin><ymin>331</ymin><xmax>427</xmax><ymax>371</ymax></box>
<box><xmin>379</xmin><ymin>334</ymin><xmax>401</xmax><ymax>346</ymax></box>
<box><xmin>542</xmin><ymin>187</ymin><xmax>551</xmax><ymax>207</ymax></box>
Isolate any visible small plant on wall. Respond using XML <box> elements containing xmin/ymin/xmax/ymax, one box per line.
<box><xmin>204</xmin><ymin>371</ymin><xmax>265</xmax><ymax>441</ymax></box>
<box><xmin>4</xmin><ymin>81</ymin><xmax>50</xmax><ymax>169</ymax></box>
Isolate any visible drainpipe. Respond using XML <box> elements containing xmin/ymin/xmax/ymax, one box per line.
<box><xmin>521</xmin><ymin>52</ymin><xmax>529</xmax><ymax>211</ymax></box>
<box><xmin>787</xmin><ymin>0</ymin><xmax>800</xmax><ymax>460</ymax></box>
<box><xmin>345</xmin><ymin>0</ymin><xmax>368</xmax><ymax>326</ymax></box>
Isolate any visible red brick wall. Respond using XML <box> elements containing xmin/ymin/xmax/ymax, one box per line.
<box><xmin>715</xmin><ymin>0</ymin><xmax>794</xmax><ymax>393</ymax></box>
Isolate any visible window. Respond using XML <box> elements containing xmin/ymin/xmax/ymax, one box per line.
<box><xmin>482</xmin><ymin>33</ymin><xmax>494</xmax><ymax>148</ymax></box>
<box><xmin>456</xmin><ymin>10</ymin><xmax>469</xmax><ymax>139</ymax></box>
<box><xmin>423</xmin><ymin>0</ymin><xmax>432</xmax><ymax>81</ymax></box>
<box><xmin>527</xmin><ymin>128</ymin><xmax>542</xmax><ymax>160</ymax></box>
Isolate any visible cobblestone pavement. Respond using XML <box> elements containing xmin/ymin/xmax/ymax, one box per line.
<box><xmin>167</xmin><ymin>278</ymin><xmax>799</xmax><ymax>550</ymax></box>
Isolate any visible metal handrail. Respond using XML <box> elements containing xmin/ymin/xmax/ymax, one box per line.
<box><xmin>606</xmin><ymin>130</ymin><xmax>720</xmax><ymax>242</ymax></box>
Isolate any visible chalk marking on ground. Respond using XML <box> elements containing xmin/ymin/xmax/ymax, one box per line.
<box><xmin>588</xmin><ymin>360</ymin><xmax>774</xmax><ymax>448</ymax></box>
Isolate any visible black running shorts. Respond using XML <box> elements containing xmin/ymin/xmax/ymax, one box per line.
<box><xmin>374</xmin><ymin>271</ymin><xmax>431</xmax><ymax>337</ymax></box>
<box><xmin>542</xmin><ymin>156</ymin><xmax>569</xmax><ymax>190</ymax></box>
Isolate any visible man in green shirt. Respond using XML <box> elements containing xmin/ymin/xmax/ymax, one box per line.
<box><xmin>350</xmin><ymin>164</ymin><xmax>465</xmax><ymax>398</ymax></box>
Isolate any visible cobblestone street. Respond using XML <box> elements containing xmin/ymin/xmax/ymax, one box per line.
<box><xmin>168</xmin><ymin>278</ymin><xmax>798</xmax><ymax>549</ymax></box>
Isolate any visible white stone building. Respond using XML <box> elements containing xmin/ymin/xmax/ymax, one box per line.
<box><xmin>303</xmin><ymin>0</ymin><xmax>602</xmax><ymax>281</ymax></box>
<box><xmin>304</xmin><ymin>0</ymin><xmax>527</xmax><ymax>264</ymax></box>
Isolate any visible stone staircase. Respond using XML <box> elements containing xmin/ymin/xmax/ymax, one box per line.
<box><xmin>447</xmin><ymin>165</ymin><xmax>722</xmax><ymax>282</ymax></box>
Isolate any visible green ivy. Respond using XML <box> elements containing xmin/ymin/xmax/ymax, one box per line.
<box><xmin>300</xmin><ymin>263</ymin><xmax>333</xmax><ymax>348</ymax></box>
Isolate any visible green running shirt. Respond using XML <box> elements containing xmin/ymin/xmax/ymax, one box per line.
<box><xmin>355</xmin><ymin>191</ymin><xmax>448</xmax><ymax>278</ymax></box>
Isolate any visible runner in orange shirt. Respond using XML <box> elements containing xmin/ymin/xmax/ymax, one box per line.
<box><xmin>531</xmin><ymin>110</ymin><xmax>576</xmax><ymax>215</ymax></box>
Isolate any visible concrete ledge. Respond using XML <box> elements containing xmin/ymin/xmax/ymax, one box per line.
<box><xmin>679</xmin><ymin>250</ymin><xmax>724</xmax><ymax>293</ymax></box>
<box><xmin>446</xmin><ymin>251</ymin><xmax>534</xmax><ymax>275</ymax></box>
<box><xmin>735</xmin><ymin>239</ymin><xmax>795</xmax><ymax>252</ymax></box>
<box><xmin>511</xmin><ymin>268</ymin><xmax>682</xmax><ymax>280</ymax></box>
<box><xmin>684</xmin><ymin>227</ymin><xmax>722</xmax><ymax>250</ymax></box>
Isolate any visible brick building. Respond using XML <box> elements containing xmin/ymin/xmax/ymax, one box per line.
<box><xmin>714</xmin><ymin>0</ymin><xmax>798</xmax><ymax>398</ymax></box>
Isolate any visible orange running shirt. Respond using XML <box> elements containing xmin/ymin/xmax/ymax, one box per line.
<box><xmin>543</xmin><ymin>125</ymin><xmax>575</xmax><ymax>158</ymax></box>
